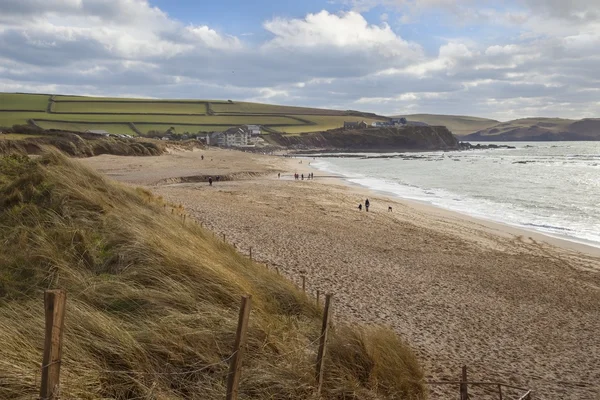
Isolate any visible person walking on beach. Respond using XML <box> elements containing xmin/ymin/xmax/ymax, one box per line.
<box><xmin>301</xmin><ymin>173</ymin><xmax>304</xmax><ymax>180</ymax></box>
<box><xmin>358</xmin><ymin>203</ymin><xmax>362</xmax><ymax>211</ymax></box>
<box><xmin>278</xmin><ymin>173</ymin><xmax>280</xmax><ymax>179</ymax></box>
<box><xmin>208</xmin><ymin>177</ymin><xmax>213</xmax><ymax>186</ymax></box>
<box><xmin>365</xmin><ymin>198</ymin><xmax>370</xmax><ymax>212</ymax></box>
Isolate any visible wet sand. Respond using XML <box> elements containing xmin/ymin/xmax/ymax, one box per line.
<box><xmin>81</xmin><ymin>148</ymin><xmax>600</xmax><ymax>399</ymax></box>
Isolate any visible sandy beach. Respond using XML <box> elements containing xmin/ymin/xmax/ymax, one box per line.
<box><xmin>81</xmin><ymin>148</ymin><xmax>600</xmax><ymax>399</ymax></box>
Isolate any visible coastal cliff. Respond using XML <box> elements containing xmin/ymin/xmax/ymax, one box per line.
<box><xmin>269</xmin><ymin>125</ymin><xmax>459</xmax><ymax>151</ymax></box>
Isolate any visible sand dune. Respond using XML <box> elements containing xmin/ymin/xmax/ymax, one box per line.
<box><xmin>81</xmin><ymin>149</ymin><xmax>600</xmax><ymax>399</ymax></box>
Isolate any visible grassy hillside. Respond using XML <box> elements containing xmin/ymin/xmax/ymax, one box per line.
<box><xmin>463</xmin><ymin>117</ymin><xmax>600</xmax><ymax>141</ymax></box>
<box><xmin>0</xmin><ymin>93</ymin><xmax>389</xmax><ymax>136</ymax></box>
<box><xmin>0</xmin><ymin>150</ymin><xmax>425</xmax><ymax>399</ymax></box>
<box><xmin>402</xmin><ymin>114</ymin><xmax>499</xmax><ymax>136</ymax></box>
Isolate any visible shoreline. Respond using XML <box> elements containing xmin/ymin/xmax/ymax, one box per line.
<box><xmin>295</xmin><ymin>156</ymin><xmax>600</xmax><ymax>258</ymax></box>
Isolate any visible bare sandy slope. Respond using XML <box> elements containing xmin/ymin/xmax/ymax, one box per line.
<box><xmin>81</xmin><ymin>149</ymin><xmax>600</xmax><ymax>399</ymax></box>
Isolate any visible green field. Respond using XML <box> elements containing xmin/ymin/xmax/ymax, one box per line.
<box><xmin>36</xmin><ymin>121</ymin><xmax>137</xmax><ymax>135</ymax></box>
<box><xmin>0</xmin><ymin>111</ymin><xmax>49</xmax><ymax>126</ymax></box>
<box><xmin>54</xmin><ymin>95</ymin><xmax>214</xmax><ymax>102</ymax></box>
<box><xmin>53</xmin><ymin>101</ymin><xmax>207</xmax><ymax>114</ymax></box>
<box><xmin>0</xmin><ymin>93</ymin><xmax>50</xmax><ymax>111</ymax></box>
<box><xmin>0</xmin><ymin>92</ymin><xmax>391</xmax><ymax>136</ymax></box>
<box><xmin>274</xmin><ymin>115</ymin><xmax>385</xmax><ymax>133</ymax></box>
<box><xmin>134</xmin><ymin>124</ymin><xmax>233</xmax><ymax>134</ymax></box>
<box><xmin>210</xmin><ymin>101</ymin><xmax>347</xmax><ymax>115</ymax></box>
<box><xmin>44</xmin><ymin>114</ymin><xmax>299</xmax><ymax>124</ymax></box>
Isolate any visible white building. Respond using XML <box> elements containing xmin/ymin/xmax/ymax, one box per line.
<box><xmin>211</xmin><ymin>126</ymin><xmax>250</xmax><ymax>147</ymax></box>
<box><xmin>245</xmin><ymin>124</ymin><xmax>261</xmax><ymax>135</ymax></box>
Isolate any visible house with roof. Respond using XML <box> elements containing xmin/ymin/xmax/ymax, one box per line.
<box><xmin>391</xmin><ymin>117</ymin><xmax>407</xmax><ymax>125</ymax></box>
<box><xmin>343</xmin><ymin>121</ymin><xmax>368</xmax><ymax>129</ymax></box>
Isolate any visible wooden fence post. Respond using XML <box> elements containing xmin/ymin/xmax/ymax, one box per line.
<box><xmin>249</xmin><ymin>247</ymin><xmax>252</xmax><ymax>261</ymax></box>
<box><xmin>226</xmin><ymin>295</ymin><xmax>252</xmax><ymax>400</ymax></box>
<box><xmin>222</xmin><ymin>233</ymin><xmax>226</xmax><ymax>242</ymax></box>
<box><xmin>315</xmin><ymin>294</ymin><xmax>332</xmax><ymax>396</ymax></box>
<box><xmin>498</xmin><ymin>384</ymin><xmax>503</xmax><ymax>400</ymax></box>
<box><xmin>460</xmin><ymin>366</ymin><xmax>468</xmax><ymax>400</ymax></box>
<box><xmin>276</xmin><ymin>267</ymin><xmax>280</xmax><ymax>275</ymax></box>
<box><xmin>302</xmin><ymin>276</ymin><xmax>306</xmax><ymax>293</ymax></box>
<box><xmin>40</xmin><ymin>289</ymin><xmax>67</xmax><ymax>400</ymax></box>
<box><xmin>316</xmin><ymin>290</ymin><xmax>320</xmax><ymax>306</ymax></box>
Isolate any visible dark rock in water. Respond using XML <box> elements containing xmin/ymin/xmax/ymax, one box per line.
<box><xmin>459</xmin><ymin>142</ymin><xmax>516</xmax><ymax>150</ymax></box>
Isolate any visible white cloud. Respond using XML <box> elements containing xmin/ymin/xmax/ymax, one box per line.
<box><xmin>263</xmin><ymin>10</ymin><xmax>421</xmax><ymax>58</ymax></box>
<box><xmin>185</xmin><ymin>26</ymin><xmax>242</xmax><ymax>50</ymax></box>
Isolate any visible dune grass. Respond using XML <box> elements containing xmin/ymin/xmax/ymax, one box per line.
<box><xmin>0</xmin><ymin>133</ymin><xmax>45</xmax><ymax>140</ymax></box>
<box><xmin>0</xmin><ymin>151</ymin><xmax>425</xmax><ymax>399</ymax></box>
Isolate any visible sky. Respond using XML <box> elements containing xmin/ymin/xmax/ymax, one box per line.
<box><xmin>0</xmin><ymin>0</ymin><xmax>599</xmax><ymax>120</ymax></box>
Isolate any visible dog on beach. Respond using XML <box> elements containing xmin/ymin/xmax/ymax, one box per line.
<box><xmin>388</xmin><ymin>206</ymin><xmax>393</xmax><ymax>212</ymax></box>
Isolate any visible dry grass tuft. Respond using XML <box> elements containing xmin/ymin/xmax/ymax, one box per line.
<box><xmin>0</xmin><ymin>150</ymin><xmax>425</xmax><ymax>399</ymax></box>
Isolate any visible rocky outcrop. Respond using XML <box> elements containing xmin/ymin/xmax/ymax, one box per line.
<box><xmin>270</xmin><ymin>126</ymin><xmax>460</xmax><ymax>151</ymax></box>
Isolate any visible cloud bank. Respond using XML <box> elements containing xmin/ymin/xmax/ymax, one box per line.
<box><xmin>0</xmin><ymin>0</ymin><xmax>598</xmax><ymax>119</ymax></box>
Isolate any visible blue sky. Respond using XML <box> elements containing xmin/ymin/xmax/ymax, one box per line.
<box><xmin>0</xmin><ymin>0</ymin><xmax>599</xmax><ymax>120</ymax></box>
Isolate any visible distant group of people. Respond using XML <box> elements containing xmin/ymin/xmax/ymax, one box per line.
<box><xmin>357</xmin><ymin>199</ymin><xmax>393</xmax><ymax>212</ymax></box>
<box><xmin>293</xmin><ymin>172</ymin><xmax>314</xmax><ymax>180</ymax></box>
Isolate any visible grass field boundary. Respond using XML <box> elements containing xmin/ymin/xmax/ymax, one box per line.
<box><xmin>48</xmin><ymin>111</ymin><xmax>208</xmax><ymax>116</ymax></box>
<box><xmin>128</xmin><ymin>122</ymin><xmax>142</xmax><ymax>135</ymax></box>
<box><xmin>33</xmin><ymin>118</ymin><xmax>310</xmax><ymax>128</ymax></box>
<box><xmin>215</xmin><ymin>111</ymin><xmax>348</xmax><ymax>116</ymax></box>
<box><xmin>0</xmin><ymin>109</ymin><xmax>51</xmax><ymax>113</ymax></box>
<box><xmin>47</xmin><ymin>95</ymin><xmax>55</xmax><ymax>113</ymax></box>
<box><xmin>53</xmin><ymin>99</ymin><xmax>231</xmax><ymax>104</ymax></box>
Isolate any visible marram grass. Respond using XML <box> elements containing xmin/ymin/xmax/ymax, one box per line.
<box><xmin>0</xmin><ymin>150</ymin><xmax>425</xmax><ymax>399</ymax></box>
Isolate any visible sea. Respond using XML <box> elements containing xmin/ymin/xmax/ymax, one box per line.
<box><xmin>307</xmin><ymin>141</ymin><xmax>600</xmax><ymax>248</ymax></box>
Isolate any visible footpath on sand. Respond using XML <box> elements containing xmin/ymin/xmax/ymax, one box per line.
<box><xmin>81</xmin><ymin>148</ymin><xmax>600</xmax><ymax>399</ymax></box>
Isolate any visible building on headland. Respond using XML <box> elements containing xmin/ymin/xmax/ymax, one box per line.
<box><xmin>371</xmin><ymin>117</ymin><xmax>407</xmax><ymax>127</ymax></box>
<box><xmin>343</xmin><ymin>121</ymin><xmax>369</xmax><ymax>129</ymax></box>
